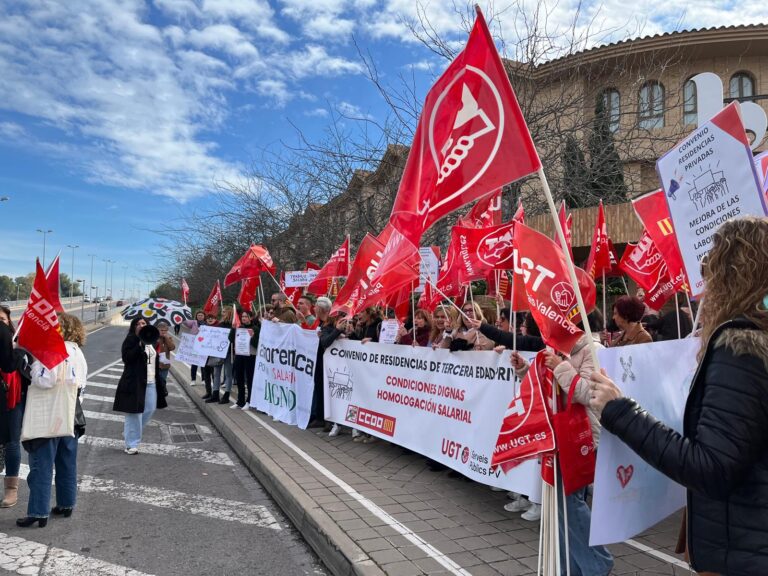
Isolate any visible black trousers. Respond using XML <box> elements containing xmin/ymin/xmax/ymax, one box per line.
<box><xmin>233</xmin><ymin>355</ymin><xmax>255</xmax><ymax>407</ymax></box>
<box><xmin>202</xmin><ymin>366</ymin><xmax>214</xmax><ymax>395</ymax></box>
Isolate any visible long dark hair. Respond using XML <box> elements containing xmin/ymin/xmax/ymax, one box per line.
<box><xmin>127</xmin><ymin>317</ymin><xmax>144</xmax><ymax>334</ymax></box>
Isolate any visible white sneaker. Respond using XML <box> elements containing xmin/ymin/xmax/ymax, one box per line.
<box><xmin>504</xmin><ymin>497</ymin><xmax>531</xmax><ymax>513</ymax></box>
<box><xmin>351</xmin><ymin>429</ymin><xmax>361</xmax><ymax>439</ymax></box>
<box><xmin>328</xmin><ymin>424</ymin><xmax>341</xmax><ymax>437</ymax></box>
<box><xmin>240</xmin><ymin>405</ymin><xmax>250</xmax><ymax>411</ymax></box>
<box><xmin>230</xmin><ymin>403</ymin><xmax>240</xmax><ymax>409</ymax></box>
<box><xmin>124</xmin><ymin>447</ymin><xmax>139</xmax><ymax>455</ymax></box>
<box><xmin>521</xmin><ymin>503</ymin><xmax>542</xmax><ymax>521</ymax></box>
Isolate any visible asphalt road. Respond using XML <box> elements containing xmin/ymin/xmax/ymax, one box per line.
<box><xmin>0</xmin><ymin>323</ymin><xmax>327</xmax><ymax>576</ymax></box>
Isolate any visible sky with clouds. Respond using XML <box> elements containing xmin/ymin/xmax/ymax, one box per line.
<box><xmin>0</xmin><ymin>0</ymin><xmax>766</xmax><ymax>298</ymax></box>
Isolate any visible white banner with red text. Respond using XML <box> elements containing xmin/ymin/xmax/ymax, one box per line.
<box><xmin>324</xmin><ymin>340</ymin><xmax>541</xmax><ymax>494</ymax></box>
<box><xmin>251</xmin><ymin>321</ymin><xmax>316</xmax><ymax>429</ymax></box>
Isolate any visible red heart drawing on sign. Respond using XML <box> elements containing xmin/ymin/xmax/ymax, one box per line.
<box><xmin>617</xmin><ymin>465</ymin><xmax>633</xmax><ymax>488</ymax></box>
<box><xmin>197</xmin><ymin>336</ymin><xmax>204</xmax><ymax>342</ymax></box>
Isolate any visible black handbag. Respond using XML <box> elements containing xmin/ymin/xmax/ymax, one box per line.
<box><xmin>74</xmin><ymin>395</ymin><xmax>86</xmax><ymax>438</ymax></box>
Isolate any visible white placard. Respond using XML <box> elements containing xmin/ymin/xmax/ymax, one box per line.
<box><xmin>324</xmin><ymin>341</ymin><xmax>540</xmax><ymax>493</ymax></box>
<box><xmin>417</xmin><ymin>247</ymin><xmax>440</xmax><ymax>293</ymax></box>
<box><xmin>251</xmin><ymin>322</ymin><xmax>317</xmax><ymax>428</ymax></box>
<box><xmin>590</xmin><ymin>338</ymin><xmax>700</xmax><ymax>545</ymax></box>
<box><xmin>657</xmin><ymin>102</ymin><xmax>767</xmax><ymax>296</ymax></box>
<box><xmin>175</xmin><ymin>333</ymin><xmax>208</xmax><ymax>366</ymax></box>
<box><xmin>378</xmin><ymin>320</ymin><xmax>399</xmax><ymax>344</ymax></box>
<box><xmin>235</xmin><ymin>328</ymin><xmax>253</xmax><ymax>356</ymax></box>
<box><xmin>190</xmin><ymin>325</ymin><xmax>231</xmax><ymax>359</ymax></box>
<box><xmin>284</xmin><ymin>270</ymin><xmax>319</xmax><ymax>288</ymax></box>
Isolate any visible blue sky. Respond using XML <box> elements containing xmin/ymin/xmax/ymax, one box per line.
<box><xmin>1</xmin><ymin>0</ymin><xmax>765</xmax><ymax>297</ymax></box>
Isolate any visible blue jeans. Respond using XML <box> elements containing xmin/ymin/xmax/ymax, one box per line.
<box><xmin>558</xmin><ymin>486</ymin><xmax>613</xmax><ymax>576</ymax></box>
<box><xmin>5</xmin><ymin>402</ymin><xmax>23</xmax><ymax>477</ymax></box>
<box><xmin>214</xmin><ymin>356</ymin><xmax>233</xmax><ymax>393</ymax></box>
<box><xmin>123</xmin><ymin>382</ymin><xmax>157</xmax><ymax>449</ymax></box>
<box><xmin>26</xmin><ymin>436</ymin><xmax>78</xmax><ymax>518</ymax></box>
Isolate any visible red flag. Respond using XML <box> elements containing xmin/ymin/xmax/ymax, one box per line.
<box><xmin>44</xmin><ymin>254</ymin><xmax>64</xmax><ymax>313</ymax></box>
<box><xmin>17</xmin><ymin>261</ymin><xmax>68</xmax><ymax>369</ymax></box>
<box><xmin>619</xmin><ymin>230</ymin><xmax>682</xmax><ymax>311</ymax></box>
<box><xmin>556</xmin><ymin>201</ymin><xmax>572</xmax><ymax>258</ymax></box>
<box><xmin>238</xmin><ymin>277</ymin><xmax>259</xmax><ymax>311</ymax></box>
<box><xmin>385</xmin><ymin>285</ymin><xmax>412</xmax><ymax>322</ymax></box>
<box><xmin>584</xmin><ymin>201</ymin><xmax>617</xmax><ymax>279</ymax></box>
<box><xmin>203</xmin><ymin>280</ymin><xmax>223</xmax><ymax>316</ymax></box>
<box><xmin>457</xmin><ymin>188</ymin><xmax>503</xmax><ymax>228</ymax></box>
<box><xmin>331</xmin><ymin>234</ymin><xmax>386</xmax><ymax>316</ymax></box>
<box><xmin>307</xmin><ymin>237</ymin><xmax>350</xmax><ymax>295</ymax></box>
<box><xmin>417</xmin><ymin>281</ymin><xmax>439</xmax><ymax>312</ymax></box>
<box><xmin>351</xmin><ymin>260</ymin><xmax>418</xmax><ymax>316</ymax></box>
<box><xmin>491</xmin><ymin>351</ymin><xmax>555</xmax><ymax>472</ymax></box>
<box><xmin>450</xmin><ymin>221</ymin><xmax>516</xmax><ymax>284</ymax></box>
<box><xmin>231</xmin><ymin>303</ymin><xmax>241</xmax><ymax>328</ymax></box>
<box><xmin>305</xmin><ymin>261</ymin><xmax>320</xmax><ymax>271</ymax></box>
<box><xmin>388</xmin><ymin>9</ymin><xmax>540</xmax><ymax>247</ymax></box>
<box><xmin>513</xmin><ymin>199</ymin><xmax>525</xmax><ymax>223</ymax></box>
<box><xmin>485</xmin><ymin>269</ymin><xmax>528</xmax><ymax>311</ymax></box>
<box><xmin>224</xmin><ymin>245</ymin><xmax>276</xmax><ymax>287</ymax></box>
<box><xmin>181</xmin><ymin>278</ymin><xmax>190</xmax><ymax>304</ymax></box>
<box><xmin>514</xmin><ymin>222</ymin><xmax>588</xmax><ymax>355</ymax></box>
<box><xmin>632</xmin><ymin>190</ymin><xmax>689</xmax><ymax>293</ymax></box>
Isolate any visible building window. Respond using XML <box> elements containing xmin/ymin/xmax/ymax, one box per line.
<box><xmin>729</xmin><ymin>72</ymin><xmax>755</xmax><ymax>101</ymax></box>
<box><xmin>601</xmin><ymin>88</ymin><xmax>621</xmax><ymax>132</ymax></box>
<box><xmin>683</xmin><ymin>79</ymin><xmax>697</xmax><ymax>126</ymax></box>
<box><xmin>638</xmin><ymin>81</ymin><xmax>665</xmax><ymax>129</ymax></box>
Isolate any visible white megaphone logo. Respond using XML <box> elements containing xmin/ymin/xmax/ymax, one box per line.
<box><xmin>690</xmin><ymin>72</ymin><xmax>767</xmax><ymax>150</ymax></box>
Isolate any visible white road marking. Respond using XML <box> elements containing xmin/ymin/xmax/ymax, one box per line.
<box><xmin>17</xmin><ymin>466</ymin><xmax>280</xmax><ymax>530</ymax></box>
<box><xmin>94</xmin><ymin>372</ymin><xmax>120</xmax><ymax>379</ymax></box>
<box><xmin>0</xmin><ymin>530</ymin><xmax>154</xmax><ymax>575</ymax></box>
<box><xmin>244</xmin><ymin>411</ymin><xmax>473</xmax><ymax>576</ymax></box>
<box><xmin>87</xmin><ymin>358</ymin><xmax>123</xmax><ymax>380</ymax></box>
<box><xmin>86</xmin><ymin>380</ymin><xmax>187</xmax><ymax>400</ymax></box>
<box><xmin>81</xmin><ymin>394</ymin><xmax>197</xmax><ymax>414</ymax></box>
<box><xmin>624</xmin><ymin>538</ymin><xmax>689</xmax><ymax>570</ymax></box>
<box><xmin>82</xmin><ymin>410</ymin><xmax>212</xmax><ymax>435</ymax></box>
<box><xmin>80</xmin><ymin>436</ymin><xmax>233</xmax><ymax>466</ymax></box>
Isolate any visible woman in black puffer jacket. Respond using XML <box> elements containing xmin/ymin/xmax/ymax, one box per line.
<box><xmin>590</xmin><ymin>217</ymin><xmax>768</xmax><ymax>576</ymax></box>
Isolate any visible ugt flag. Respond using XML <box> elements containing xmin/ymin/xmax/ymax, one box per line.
<box><xmin>224</xmin><ymin>245</ymin><xmax>276</xmax><ymax>287</ymax></box>
<box><xmin>307</xmin><ymin>236</ymin><xmax>350</xmax><ymax>295</ymax></box>
<box><xmin>44</xmin><ymin>253</ymin><xmax>64</xmax><ymax>313</ymax></box>
<box><xmin>203</xmin><ymin>280</ymin><xmax>223</xmax><ymax>316</ymax></box>
<box><xmin>17</xmin><ymin>261</ymin><xmax>68</xmax><ymax>370</ymax></box>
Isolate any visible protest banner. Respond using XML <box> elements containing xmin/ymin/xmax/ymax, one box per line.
<box><xmin>175</xmin><ymin>333</ymin><xmax>208</xmax><ymax>366</ymax></box>
<box><xmin>234</xmin><ymin>328</ymin><xmax>253</xmax><ymax>356</ymax></box>
<box><xmin>324</xmin><ymin>340</ymin><xmax>540</xmax><ymax>493</ymax></box>
<box><xmin>657</xmin><ymin>102</ymin><xmax>768</xmax><ymax>296</ymax></box>
<box><xmin>190</xmin><ymin>325</ymin><xmax>231</xmax><ymax>359</ymax></box>
<box><xmin>590</xmin><ymin>338</ymin><xmax>700</xmax><ymax>546</ymax></box>
<box><xmin>284</xmin><ymin>270</ymin><xmax>319</xmax><ymax>288</ymax></box>
<box><xmin>251</xmin><ymin>321</ymin><xmax>317</xmax><ymax>429</ymax></box>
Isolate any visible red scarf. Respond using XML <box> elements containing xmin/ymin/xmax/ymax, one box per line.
<box><xmin>1</xmin><ymin>371</ymin><xmax>21</xmax><ymax>410</ymax></box>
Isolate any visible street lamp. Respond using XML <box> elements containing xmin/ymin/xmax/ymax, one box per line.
<box><xmin>88</xmin><ymin>254</ymin><xmax>96</xmax><ymax>299</ymax></box>
<box><xmin>67</xmin><ymin>244</ymin><xmax>79</xmax><ymax>303</ymax></box>
<box><xmin>109</xmin><ymin>261</ymin><xmax>115</xmax><ymax>299</ymax></box>
<box><xmin>102</xmin><ymin>259</ymin><xmax>113</xmax><ymax>299</ymax></box>
<box><xmin>36</xmin><ymin>229</ymin><xmax>53</xmax><ymax>268</ymax></box>
<box><xmin>122</xmin><ymin>265</ymin><xmax>128</xmax><ymax>300</ymax></box>
<box><xmin>77</xmin><ymin>279</ymin><xmax>85</xmax><ymax>320</ymax></box>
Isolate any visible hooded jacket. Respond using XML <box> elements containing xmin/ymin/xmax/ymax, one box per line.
<box><xmin>600</xmin><ymin>319</ymin><xmax>768</xmax><ymax>575</ymax></box>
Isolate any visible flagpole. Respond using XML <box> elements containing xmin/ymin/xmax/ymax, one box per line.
<box><xmin>536</xmin><ymin>168</ymin><xmax>600</xmax><ymax>370</ymax></box>
<box><xmin>675</xmin><ymin>292</ymin><xmax>682</xmax><ymax>339</ymax></box>
<box><xmin>495</xmin><ymin>270</ymin><xmax>501</xmax><ymax>320</ymax></box>
<box><xmin>690</xmin><ymin>296</ymin><xmax>704</xmax><ymax>338</ymax></box>
<box><xmin>266</xmin><ymin>270</ymin><xmax>297</xmax><ymax>311</ymax></box>
<box><xmin>411</xmin><ymin>281</ymin><xmax>416</xmax><ymax>344</ymax></box>
<box><xmin>508</xmin><ymin>270</ymin><xmax>517</xmax><ymax>352</ymax></box>
<box><xmin>620</xmin><ymin>277</ymin><xmax>629</xmax><ymax>295</ymax></box>
<box><xmin>601</xmin><ymin>270</ymin><xmax>607</xmax><ymax>328</ymax></box>
<box><xmin>426</xmin><ymin>279</ymin><xmax>471</xmax><ymax>322</ymax></box>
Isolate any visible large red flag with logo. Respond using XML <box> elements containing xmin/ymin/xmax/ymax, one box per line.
<box><xmin>203</xmin><ymin>280</ymin><xmax>223</xmax><ymax>316</ymax></box>
<box><xmin>17</xmin><ymin>261</ymin><xmax>68</xmax><ymax>370</ymax></box>
<box><xmin>632</xmin><ymin>190</ymin><xmax>689</xmax><ymax>293</ymax></box>
<box><xmin>224</xmin><ymin>245</ymin><xmax>276</xmax><ymax>287</ymax></box>
<box><xmin>331</xmin><ymin>234</ymin><xmax>386</xmax><ymax>316</ymax></box>
<box><xmin>350</xmin><ymin>260</ymin><xmax>418</xmax><ymax>316</ymax></box>
<box><xmin>238</xmin><ymin>277</ymin><xmax>260</xmax><ymax>311</ymax></box>
<box><xmin>307</xmin><ymin>237</ymin><xmax>350</xmax><ymax>295</ymax></box>
<box><xmin>491</xmin><ymin>351</ymin><xmax>556</xmax><ymax>472</ymax></box>
<box><xmin>619</xmin><ymin>230</ymin><xmax>682</xmax><ymax>311</ymax></box>
<box><xmin>44</xmin><ymin>254</ymin><xmax>64</xmax><ymax>313</ymax></box>
<box><xmin>457</xmin><ymin>188</ymin><xmax>503</xmax><ymax>228</ymax></box>
<box><xmin>181</xmin><ymin>278</ymin><xmax>190</xmax><ymax>304</ymax></box>
<box><xmin>450</xmin><ymin>221</ymin><xmax>516</xmax><ymax>285</ymax></box>
<box><xmin>514</xmin><ymin>222</ymin><xmax>590</xmax><ymax>355</ymax></box>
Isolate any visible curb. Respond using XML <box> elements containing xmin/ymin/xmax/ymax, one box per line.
<box><xmin>170</xmin><ymin>362</ymin><xmax>385</xmax><ymax>576</ymax></box>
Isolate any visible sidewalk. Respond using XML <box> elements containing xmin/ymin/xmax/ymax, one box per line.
<box><xmin>170</xmin><ymin>361</ymin><xmax>689</xmax><ymax>576</ymax></box>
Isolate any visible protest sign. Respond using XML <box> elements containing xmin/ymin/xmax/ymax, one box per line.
<box><xmin>251</xmin><ymin>322</ymin><xmax>317</xmax><ymax>429</ymax></box>
<box><xmin>324</xmin><ymin>341</ymin><xmax>540</xmax><ymax>493</ymax></box>
<box><xmin>190</xmin><ymin>325</ymin><xmax>231</xmax><ymax>359</ymax></box>
<box><xmin>417</xmin><ymin>246</ymin><xmax>440</xmax><ymax>293</ymax></box>
<box><xmin>590</xmin><ymin>338</ymin><xmax>699</xmax><ymax>545</ymax></box>
<box><xmin>175</xmin><ymin>333</ymin><xmax>208</xmax><ymax>366</ymax></box>
<box><xmin>657</xmin><ymin>102</ymin><xmax>767</xmax><ymax>296</ymax></box>
<box><xmin>234</xmin><ymin>328</ymin><xmax>253</xmax><ymax>356</ymax></box>
<box><xmin>285</xmin><ymin>270</ymin><xmax>319</xmax><ymax>288</ymax></box>
<box><xmin>378</xmin><ymin>320</ymin><xmax>399</xmax><ymax>344</ymax></box>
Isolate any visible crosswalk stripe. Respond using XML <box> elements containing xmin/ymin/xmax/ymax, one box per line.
<box><xmin>86</xmin><ymin>380</ymin><xmax>187</xmax><ymax>400</ymax></box>
<box><xmin>17</xmin><ymin>466</ymin><xmax>279</xmax><ymax>530</ymax></box>
<box><xmin>0</xmin><ymin>530</ymin><xmax>154</xmax><ymax>575</ymax></box>
<box><xmin>82</xmin><ymin>410</ymin><xmax>212</xmax><ymax>435</ymax></box>
<box><xmin>94</xmin><ymin>372</ymin><xmax>120</xmax><ymax>379</ymax></box>
<box><xmin>81</xmin><ymin>394</ymin><xmax>197</xmax><ymax>414</ymax></box>
<box><xmin>79</xmin><ymin>436</ymin><xmax>233</xmax><ymax>466</ymax></box>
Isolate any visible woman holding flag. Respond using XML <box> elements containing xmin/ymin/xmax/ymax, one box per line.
<box><xmin>591</xmin><ymin>217</ymin><xmax>768</xmax><ymax>576</ymax></box>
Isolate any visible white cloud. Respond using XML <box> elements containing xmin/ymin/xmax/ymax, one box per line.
<box><xmin>305</xmin><ymin>107</ymin><xmax>330</xmax><ymax>117</ymax></box>
<box><xmin>256</xmin><ymin>79</ymin><xmax>293</xmax><ymax>107</ymax></box>
<box><xmin>0</xmin><ymin>122</ymin><xmax>26</xmax><ymax>140</ymax></box>
<box><xmin>284</xmin><ymin>45</ymin><xmax>363</xmax><ymax>79</ymax></box>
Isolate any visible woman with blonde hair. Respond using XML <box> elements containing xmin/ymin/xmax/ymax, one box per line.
<box><xmin>18</xmin><ymin>313</ymin><xmax>87</xmax><ymax>527</ymax></box>
<box><xmin>591</xmin><ymin>217</ymin><xmax>768</xmax><ymax>576</ymax></box>
<box><xmin>441</xmin><ymin>301</ymin><xmax>494</xmax><ymax>351</ymax></box>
